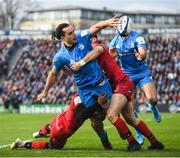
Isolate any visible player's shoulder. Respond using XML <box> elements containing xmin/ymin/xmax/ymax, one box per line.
<box><xmin>131</xmin><ymin>31</ymin><xmax>145</xmax><ymax>43</ymax></box>
<box><xmin>130</xmin><ymin>30</ymin><xmax>141</xmax><ymax>37</ymax></box>
<box><xmin>76</xmin><ymin>29</ymin><xmax>91</xmax><ymax>38</ymax></box>
<box><xmin>110</xmin><ymin>34</ymin><xmax>120</xmax><ymax>45</ymax></box>
<box><xmin>112</xmin><ymin>34</ymin><xmax>120</xmax><ymax>40</ymax></box>
<box><xmin>53</xmin><ymin>52</ymin><xmax>61</xmax><ymax>63</ymax></box>
<box><xmin>54</xmin><ymin>47</ymin><xmax>65</xmax><ymax>60</ymax></box>
<box><xmin>56</xmin><ymin>46</ymin><xmax>63</xmax><ymax>55</ymax></box>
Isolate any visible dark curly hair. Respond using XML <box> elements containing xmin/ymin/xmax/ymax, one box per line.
<box><xmin>51</xmin><ymin>23</ymin><xmax>69</xmax><ymax>40</ymax></box>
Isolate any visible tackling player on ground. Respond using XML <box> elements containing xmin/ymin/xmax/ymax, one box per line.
<box><xmin>10</xmin><ymin>94</ymin><xmax>112</xmax><ymax>150</ymax></box>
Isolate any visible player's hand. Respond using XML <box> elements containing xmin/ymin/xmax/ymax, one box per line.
<box><xmin>135</xmin><ymin>51</ymin><xmax>143</xmax><ymax>60</ymax></box>
<box><xmin>70</xmin><ymin>61</ymin><xmax>82</xmax><ymax>71</ymax></box>
<box><xmin>105</xmin><ymin>16</ymin><xmax>120</xmax><ymax>28</ymax></box>
<box><xmin>37</xmin><ymin>91</ymin><xmax>48</xmax><ymax>101</ymax></box>
<box><xmin>98</xmin><ymin>93</ymin><xmax>107</xmax><ymax>105</ymax></box>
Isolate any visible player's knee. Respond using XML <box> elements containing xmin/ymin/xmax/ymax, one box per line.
<box><xmin>45</xmin><ymin>123</ymin><xmax>51</xmax><ymax>133</ymax></box>
<box><xmin>124</xmin><ymin>115</ymin><xmax>138</xmax><ymax>127</ymax></box>
<box><xmin>107</xmin><ymin>111</ymin><xmax>117</xmax><ymax>123</ymax></box>
<box><xmin>148</xmin><ymin>95</ymin><xmax>158</xmax><ymax>105</ymax></box>
<box><xmin>124</xmin><ymin>116</ymin><xmax>133</xmax><ymax>125</ymax></box>
<box><xmin>91</xmin><ymin>119</ymin><xmax>102</xmax><ymax>130</ymax></box>
<box><xmin>90</xmin><ymin>119</ymin><xmax>96</xmax><ymax>128</ymax></box>
<box><xmin>91</xmin><ymin>109</ymin><xmax>106</xmax><ymax>122</ymax></box>
<box><xmin>49</xmin><ymin>139</ymin><xmax>66</xmax><ymax>149</ymax></box>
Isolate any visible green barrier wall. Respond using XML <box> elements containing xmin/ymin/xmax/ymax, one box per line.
<box><xmin>20</xmin><ymin>104</ymin><xmax>67</xmax><ymax>114</ymax></box>
<box><xmin>0</xmin><ymin>104</ymin><xmax>67</xmax><ymax>114</ymax></box>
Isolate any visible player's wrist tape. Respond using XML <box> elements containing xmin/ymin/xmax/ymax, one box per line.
<box><xmin>79</xmin><ymin>59</ymin><xmax>86</xmax><ymax>66</ymax></box>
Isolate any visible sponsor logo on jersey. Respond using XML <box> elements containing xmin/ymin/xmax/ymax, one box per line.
<box><xmin>80</xmin><ymin>30</ymin><xmax>88</xmax><ymax>37</ymax></box>
<box><xmin>78</xmin><ymin>44</ymin><xmax>85</xmax><ymax>50</ymax></box>
<box><xmin>130</xmin><ymin>43</ymin><xmax>135</xmax><ymax>48</ymax></box>
<box><xmin>119</xmin><ymin>52</ymin><xmax>134</xmax><ymax>56</ymax></box>
<box><xmin>136</xmin><ymin>36</ymin><xmax>145</xmax><ymax>44</ymax></box>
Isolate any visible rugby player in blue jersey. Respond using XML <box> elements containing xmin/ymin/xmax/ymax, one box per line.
<box><xmin>37</xmin><ymin>17</ymin><xmax>119</xmax><ymax>116</ymax></box>
<box><xmin>109</xmin><ymin>15</ymin><xmax>161</xmax><ymax>145</ymax></box>
<box><xmin>37</xmin><ymin>17</ymin><xmax>144</xmax><ymax>151</ymax></box>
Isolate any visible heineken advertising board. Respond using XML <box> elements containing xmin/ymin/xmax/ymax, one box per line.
<box><xmin>19</xmin><ymin>104</ymin><xmax>67</xmax><ymax>114</ymax></box>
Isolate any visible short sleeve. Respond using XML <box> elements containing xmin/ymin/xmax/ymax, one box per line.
<box><xmin>76</xmin><ymin>29</ymin><xmax>93</xmax><ymax>43</ymax></box>
<box><xmin>109</xmin><ymin>35</ymin><xmax>118</xmax><ymax>51</ymax></box>
<box><xmin>135</xmin><ymin>36</ymin><xmax>147</xmax><ymax>48</ymax></box>
<box><xmin>53</xmin><ymin>53</ymin><xmax>64</xmax><ymax>73</ymax></box>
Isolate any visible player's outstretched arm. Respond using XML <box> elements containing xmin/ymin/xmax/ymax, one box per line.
<box><xmin>89</xmin><ymin>16</ymin><xmax>119</xmax><ymax>35</ymax></box>
<box><xmin>37</xmin><ymin>68</ymin><xmax>59</xmax><ymax>101</ymax></box>
<box><xmin>70</xmin><ymin>46</ymin><xmax>103</xmax><ymax>71</ymax></box>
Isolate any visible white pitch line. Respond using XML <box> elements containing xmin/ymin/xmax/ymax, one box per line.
<box><xmin>0</xmin><ymin>144</ymin><xmax>11</xmax><ymax>149</ymax></box>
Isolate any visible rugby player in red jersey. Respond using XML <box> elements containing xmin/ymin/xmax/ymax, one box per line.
<box><xmin>10</xmin><ymin>94</ymin><xmax>112</xmax><ymax>150</ymax></box>
<box><xmin>70</xmin><ymin>35</ymin><xmax>164</xmax><ymax>150</ymax></box>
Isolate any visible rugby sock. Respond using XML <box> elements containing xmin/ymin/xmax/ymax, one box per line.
<box><xmin>26</xmin><ymin>142</ymin><xmax>49</xmax><ymax>149</ymax></box>
<box><xmin>41</xmin><ymin>124</ymin><xmax>50</xmax><ymax>135</ymax></box>
<box><xmin>149</xmin><ymin>101</ymin><xmax>157</xmax><ymax>107</ymax></box>
<box><xmin>113</xmin><ymin>117</ymin><xmax>135</xmax><ymax>143</ymax></box>
<box><xmin>135</xmin><ymin>120</ymin><xmax>157</xmax><ymax>144</ymax></box>
<box><xmin>134</xmin><ymin>111</ymin><xmax>144</xmax><ymax>139</ymax></box>
<box><xmin>97</xmin><ymin>130</ymin><xmax>108</xmax><ymax>142</ymax></box>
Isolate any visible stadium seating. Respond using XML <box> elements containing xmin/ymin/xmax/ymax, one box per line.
<box><xmin>136</xmin><ymin>35</ymin><xmax>180</xmax><ymax>106</ymax></box>
<box><xmin>0</xmin><ymin>35</ymin><xmax>179</xmax><ymax>107</ymax></box>
<box><xmin>0</xmin><ymin>39</ymin><xmax>13</xmax><ymax>76</ymax></box>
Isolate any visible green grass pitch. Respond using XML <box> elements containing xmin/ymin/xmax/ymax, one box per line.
<box><xmin>0</xmin><ymin>113</ymin><xmax>180</xmax><ymax>157</ymax></box>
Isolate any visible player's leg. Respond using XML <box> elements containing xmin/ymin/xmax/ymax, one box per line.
<box><xmin>11</xmin><ymin>115</ymin><xmax>67</xmax><ymax>150</ymax></box>
<box><xmin>3</xmin><ymin>99</ymin><xmax>10</xmax><ymax>112</ymax></box>
<box><xmin>90</xmin><ymin>109</ymin><xmax>112</xmax><ymax>150</ymax></box>
<box><xmin>32</xmin><ymin>114</ymin><xmax>57</xmax><ymax>138</ymax></box>
<box><xmin>131</xmin><ymin>93</ymin><xmax>144</xmax><ymax>145</ymax></box>
<box><xmin>133</xmin><ymin>110</ymin><xmax>144</xmax><ymax>145</ymax></box>
<box><xmin>140</xmin><ymin>78</ymin><xmax>161</xmax><ymax>122</ymax></box>
<box><xmin>130</xmin><ymin>77</ymin><xmax>145</xmax><ymax>144</ymax></box>
<box><xmin>122</xmin><ymin>101</ymin><xmax>164</xmax><ymax>150</ymax></box>
<box><xmin>76</xmin><ymin>77</ymin><xmax>112</xmax><ymax>123</ymax></box>
<box><xmin>33</xmin><ymin>123</ymin><xmax>51</xmax><ymax>138</ymax></box>
<box><xmin>10</xmin><ymin>138</ymin><xmax>66</xmax><ymax>150</ymax></box>
<box><xmin>49</xmin><ymin>118</ymin><xmax>67</xmax><ymax>149</ymax></box>
<box><xmin>10</xmin><ymin>138</ymin><xmax>49</xmax><ymax>149</ymax></box>
<box><xmin>107</xmin><ymin>93</ymin><xmax>141</xmax><ymax>151</ymax></box>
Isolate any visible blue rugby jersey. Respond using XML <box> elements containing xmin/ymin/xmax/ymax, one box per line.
<box><xmin>109</xmin><ymin>31</ymin><xmax>150</xmax><ymax>78</ymax></box>
<box><xmin>53</xmin><ymin>29</ymin><xmax>104</xmax><ymax>88</ymax></box>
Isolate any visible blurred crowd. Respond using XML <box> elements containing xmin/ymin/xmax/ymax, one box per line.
<box><xmin>0</xmin><ymin>39</ymin><xmax>25</xmax><ymax>76</ymax></box>
<box><xmin>0</xmin><ymin>35</ymin><xmax>179</xmax><ymax>112</ymax></box>
<box><xmin>0</xmin><ymin>39</ymin><xmax>75</xmax><ymax>111</ymax></box>
<box><xmin>0</xmin><ymin>39</ymin><xmax>14</xmax><ymax>76</ymax></box>
<box><xmin>136</xmin><ymin>35</ymin><xmax>180</xmax><ymax>106</ymax></box>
